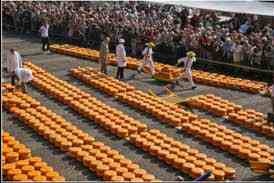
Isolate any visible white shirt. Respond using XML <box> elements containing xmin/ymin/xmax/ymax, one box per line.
<box><xmin>39</xmin><ymin>24</ymin><xmax>49</xmax><ymax>38</ymax></box>
<box><xmin>15</xmin><ymin>68</ymin><xmax>33</xmax><ymax>83</ymax></box>
<box><xmin>142</xmin><ymin>47</ymin><xmax>153</xmax><ymax>61</ymax></box>
<box><xmin>178</xmin><ymin>57</ymin><xmax>195</xmax><ymax>72</ymax></box>
<box><xmin>116</xmin><ymin>43</ymin><xmax>127</xmax><ymax>67</ymax></box>
<box><xmin>7</xmin><ymin>51</ymin><xmax>22</xmax><ymax>72</ymax></box>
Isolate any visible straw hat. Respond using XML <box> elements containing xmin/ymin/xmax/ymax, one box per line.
<box><xmin>147</xmin><ymin>42</ymin><xmax>155</xmax><ymax>48</ymax></box>
<box><xmin>187</xmin><ymin>51</ymin><xmax>196</xmax><ymax>58</ymax></box>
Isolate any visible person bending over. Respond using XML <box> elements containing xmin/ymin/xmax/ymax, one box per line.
<box><xmin>14</xmin><ymin>67</ymin><xmax>33</xmax><ymax>93</ymax></box>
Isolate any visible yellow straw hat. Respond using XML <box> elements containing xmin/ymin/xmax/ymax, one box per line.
<box><xmin>187</xmin><ymin>51</ymin><xmax>196</xmax><ymax>58</ymax></box>
<box><xmin>148</xmin><ymin>42</ymin><xmax>156</xmax><ymax>48</ymax></box>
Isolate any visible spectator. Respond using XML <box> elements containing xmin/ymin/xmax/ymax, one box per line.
<box><xmin>261</xmin><ymin>37</ymin><xmax>272</xmax><ymax>69</ymax></box>
<box><xmin>239</xmin><ymin>21</ymin><xmax>250</xmax><ymax>34</ymax></box>
<box><xmin>232</xmin><ymin>41</ymin><xmax>243</xmax><ymax>64</ymax></box>
<box><xmin>176</xmin><ymin>39</ymin><xmax>187</xmax><ymax>60</ymax></box>
<box><xmin>39</xmin><ymin>20</ymin><xmax>50</xmax><ymax>53</ymax></box>
<box><xmin>252</xmin><ymin>46</ymin><xmax>262</xmax><ymax>66</ymax></box>
<box><xmin>223</xmin><ymin>37</ymin><xmax>233</xmax><ymax>62</ymax></box>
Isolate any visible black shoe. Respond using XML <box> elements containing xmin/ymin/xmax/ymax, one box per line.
<box><xmin>192</xmin><ymin>86</ymin><xmax>197</xmax><ymax>90</ymax></box>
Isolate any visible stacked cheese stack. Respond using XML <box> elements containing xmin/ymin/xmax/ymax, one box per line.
<box><xmin>154</xmin><ymin>66</ymin><xmax>183</xmax><ymax>81</ymax></box>
<box><xmin>130</xmin><ymin>129</ymin><xmax>235</xmax><ymax>180</ymax></box>
<box><xmin>70</xmin><ymin>67</ymin><xmax>197</xmax><ymax>127</ymax></box>
<box><xmin>185</xmin><ymin>94</ymin><xmax>274</xmax><ymax>137</ymax></box>
<box><xmin>117</xmin><ymin>90</ymin><xmax>197</xmax><ymax>127</ymax></box>
<box><xmin>68</xmin><ymin>143</ymin><xmax>158</xmax><ymax>181</ymax></box>
<box><xmin>25</xmin><ymin>62</ymin><xmax>236</xmax><ymax>180</ymax></box>
<box><xmin>3</xmin><ymin>91</ymin><xmax>94</xmax><ymax>150</ymax></box>
<box><xmin>192</xmin><ymin>70</ymin><xmax>267</xmax><ymax>94</ymax></box>
<box><xmin>24</xmin><ymin>63</ymin><xmax>146</xmax><ymax>138</ymax></box>
<box><xmin>3</xmin><ymin>132</ymin><xmax>65</xmax><ymax>181</ymax></box>
<box><xmin>3</xmin><ymin>132</ymin><xmax>31</xmax><ymax>164</ymax></box>
<box><xmin>70</xmin><ymin>66</ymin><xmax>274</xmax><ymax>166</ymax></box>
<box><xmin>186</xmin><ymin>94</ymin><xmax>242</xmax><ymax>117</ymax></box>
<box><xmin>71</xmin><ymin>67</ymin><xmax>135</xmax><ymax>96</ymax></box>
<box><xmin>228</xmin><ymin>109</ymin><xmax>274</xmax><ymax>138</ymax></box>
<box><xmin>2</xmin><ymin>89</ymin><xmax>157</xmax><ymax>181</ymax></box>
<box><xmin>182</xmin><ymin>118</ymin><xmax>274</xmax><ymax>163</ymax></box>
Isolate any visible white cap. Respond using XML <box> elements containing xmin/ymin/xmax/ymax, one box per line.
<box><xmin>119</xmin><ymin>39</ymin><xmax>125</xmax><ymax>43</ymax></box>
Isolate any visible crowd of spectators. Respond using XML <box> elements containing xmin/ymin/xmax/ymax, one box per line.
<box><xmin>3</xmin><ymin>1</ymin><xmax>274</xmax><ymax>69</ymax></box>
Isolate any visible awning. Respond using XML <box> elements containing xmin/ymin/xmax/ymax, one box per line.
<box><xmin>149</xmin><ymin>1</ymin><xmax>274</xmax><ymax>17</ymax></box>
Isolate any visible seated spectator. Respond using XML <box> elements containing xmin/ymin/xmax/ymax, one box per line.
<box><xmin>239</xmin><ymin>21</ymin><xmax>250</xmax><ymax>34</ymax></box>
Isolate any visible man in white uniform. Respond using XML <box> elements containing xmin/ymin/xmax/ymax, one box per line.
<box><xmin>39</xmin><ymin>21</ymin><xmax>50</xmax><ymax>53</ymax></box>
<box><xmin>116</xmin><ymin>38</ymin><xmax>127</xmax><ymax>80</ymax></box>
<box><xmin>7</xmin><ymin>49</ymin><xmax>22</xmax><ymax>85</ymax></box>
<box><xmin>14</xmin><ymin>67</ymin><xmax>33</xmax><ymax>93</ymax></box>
<box><xmin>137</xmin><ymin>42</ymin><xmax>155</xmax><ymax>76</ymax></box>
<box><xmin>176</xmin><ymin>51</ymin><xmax>197</xmax><ymax>89</ymax></box>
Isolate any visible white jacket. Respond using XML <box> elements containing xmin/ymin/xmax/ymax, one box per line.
<box><xmin>142</xmin><ymin>47</ymin><xmax>153</xmax><ymax>62</ymax></box>
<box><xmin>7</xmin><ymin>51</ymin><xmax>22</xmax><ymax>73</ymax></box>
<box><xmin>15</xmin><ymin>68</ymin><xmax>33</xmax><ymax>83</ymax></box>
<box><xmin>39</xmin><ymin>24</ymin><xmax>49</xmax><ymax>38</ymax></box>
<box><xmin>116</xmin><ymin>44</ymin><xmax>127</xmax><ymax>67</ymax></box>
<box><xmin>178</xmin><ymin>57</ymin><xmax>195</xmax><ymax>72</ymax></box>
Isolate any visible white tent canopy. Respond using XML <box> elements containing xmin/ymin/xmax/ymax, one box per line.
<box><xmin>149</xmin><ymin>1</ymin><xmax>274</xmax><ymax>16</ymax></box>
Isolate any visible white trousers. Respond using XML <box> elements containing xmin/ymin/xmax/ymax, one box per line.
<box><xmin>138</xmin><ymin>59</ymin><xmax>155</xmax><ymax>75</ymax></box>
<box><xmin>184</xmin><ymin>70</ymin><xmax>195</xmax><ymax>87</ymax></box>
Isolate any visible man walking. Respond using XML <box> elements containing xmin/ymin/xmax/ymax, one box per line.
<box><xmin>7</xmin><ymin>48</ymin><xmax>22</xmax><ymax>85</ymax></box>
<box><xmin>99</xmin><ymin>35</ymin><xmax>110</xmax><ymax>74</ymax></box>
<box><xmin>176</xmin><ymin>51</ymin><xmax>197</xmax><ymax>89</ymax></box>
<box><xmin>116</xmin><ymin>38</ymin><xmax>127</xmax><ymax>80</ymax></box>
<box><xmin>137</xmin><ymin>42</ymin><xmax>156</xmax><ymax>76</ymax></box>
<box><xmin>39</xmin><ymin>20</ymin><xmax>50</xmax><ymax>53</ymax></box>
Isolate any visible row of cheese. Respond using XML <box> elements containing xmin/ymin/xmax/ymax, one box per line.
<box><xmin>3</xmin><ymin>132</ymin><xmax>65</xmax><ymax>181</ymax></box>
<box><xmin>23</xmin><ymin>62</ymin><xmax>235</xmax><ymax>180</ymax></box>
<box><xmin>49</xmin><ymin>44</ymin><xmax>267</xmax><ymax>94</ymax></box>
<box><xmin>70</xmin><ymin>66</ymin><xmax>274</xmax><ymax>166</ymax></box>
<box><xmin>71</xmin><ymin>67</ymin><xmax>197</xmax><ymax>127</ymax></box>
<box><xmin>2</xmin><ymin>87</ymin><xmax>158</xmax><ymax>181</ymax></box>
<box><xmin>185</xmin><ymin>94</ymin><xmax>274</xmax><ymax>138</ymax></box>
